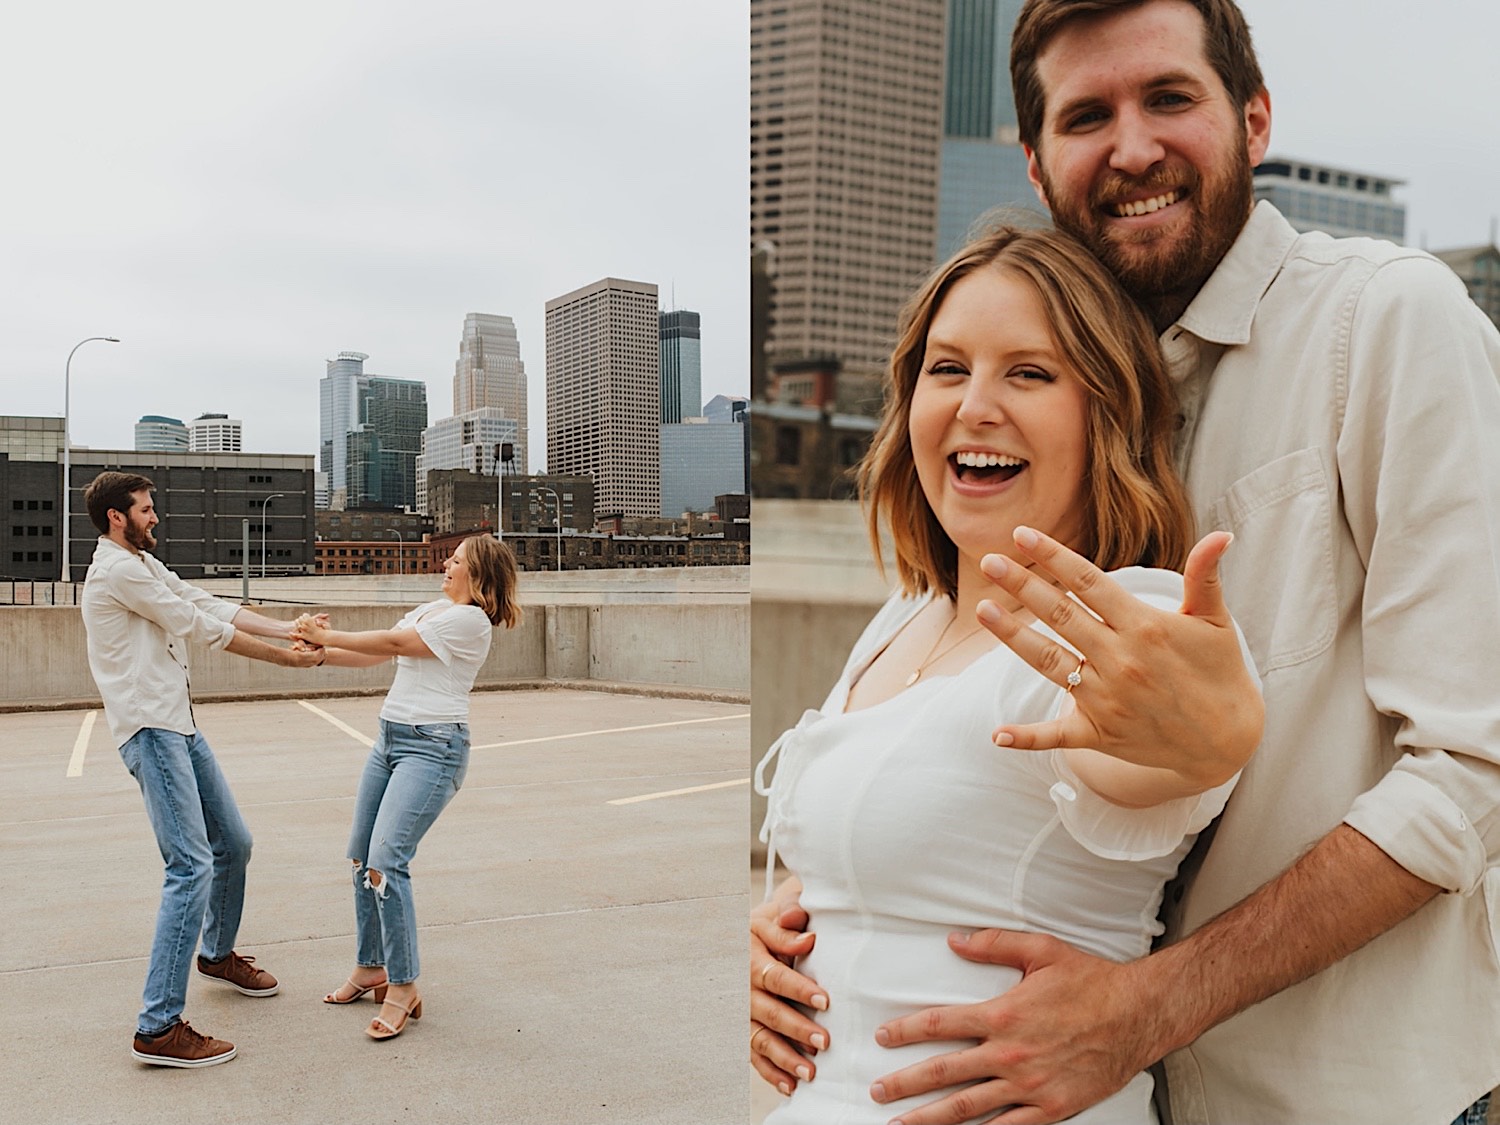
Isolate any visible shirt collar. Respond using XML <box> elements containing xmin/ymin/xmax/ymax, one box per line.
<box><xmin>95</xmin><ymin>535</ymin><xmax>145</xmax><ymax>562</ymax></box>
<box><xmin>1172</xmin><ymin>200</ymin><xmax>1299</xmax><ymax>347</ymax></box>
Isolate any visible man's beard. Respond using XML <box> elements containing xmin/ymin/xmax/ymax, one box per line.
<box><xmin>1040</xmin><ymin>142</ymin><xmax>1254</xmax><ymax>329</ymax></box>
<box><xmin>124</xmin><ymin>521</ymin><xmax>157</xmax><ymax>552</ymax></box>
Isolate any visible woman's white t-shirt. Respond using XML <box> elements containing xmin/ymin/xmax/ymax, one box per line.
<box><xmin>377</xmin><ymin>599</ymin><xmax>493</xmax><ymax>724</ymax></box>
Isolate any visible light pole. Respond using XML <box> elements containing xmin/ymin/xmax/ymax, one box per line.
<box><xmin>537</xmin><ymin>485</ymin><xmax>562</xmax><ymax>572</ymax></box>
<box><xmin>387</xmin><ymin>527</ymin><xmax>404</xmax><ymax>575</ymax></box>
<box><xmin>493</xmin><ymin>443</ymin><xmax>505</xmax><ymax>541</ymax></box>
<box><xmin>259</xmin><ymin>493</ymin><xmax>284</xmax><ymax>577</ymax></box>
<box><xmin>61</xmin><ymin>335</ymin><xmax>120</xmax><ymax>581</ymax></box>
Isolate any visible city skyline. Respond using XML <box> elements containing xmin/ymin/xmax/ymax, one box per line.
<box><xmin>1</xmin><ymin>1</ymin><xmax>745</xmax><ymax>468</ymax></box>
<box><xmin>3</xmin><ymin>1</ymin><xmax>1498</xmax><ymax>466</ymax></box>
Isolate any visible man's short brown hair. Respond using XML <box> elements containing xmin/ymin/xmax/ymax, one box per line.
<box><xmin>84</xmin><ymin>472</ymin><xmax>155</xmax><ymax>535</ymax></box>
<box><xmin>1011</xmin><ymin>0</ymin><xmax>1265</xmax><ymax>150</ymax></box>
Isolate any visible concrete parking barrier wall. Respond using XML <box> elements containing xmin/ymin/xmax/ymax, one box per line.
<box><xmin>0</xmin><ymin>573</ymin><xmax>748</xmax><ymax>710</ymax></box>
<box><xmin>751</xmin><ymin>501</ymin><xmax>891</xmax><ymax>864</ymax></box>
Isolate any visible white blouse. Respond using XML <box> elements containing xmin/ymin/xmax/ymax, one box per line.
<box><xmin>378</xmin><ymin>599</ymin><xmax>492</xmax><ymax>724</ymax></box>
<box><xmin>756</xmin><ymin>567</ymin><xmax>1247</xmax><ymax>1125</ymax></box>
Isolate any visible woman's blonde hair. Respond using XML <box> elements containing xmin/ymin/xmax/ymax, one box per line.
<box><xmin>459</xmin><ymin>534</ymin><xmax>521</xmax><ymax>628</ymax></box>
<box><xmin>858</xmin><ymin>224</ymin><xmax>1193</xmax><ymax>599</ymax></box>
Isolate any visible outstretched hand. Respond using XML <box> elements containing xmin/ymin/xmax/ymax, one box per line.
<box><xmin>870</xmin><ymin>930</ymin><xmax>1170</xmax><ymax>1125</ymax></box>
<box><xmin>977</xmin><ymin>527</ymin><xmax>1261</xmax><ymax>789</ymax></box>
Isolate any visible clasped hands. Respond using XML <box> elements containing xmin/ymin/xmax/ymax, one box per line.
<box><xmin>289</xmin><ymin>612</ymin><xmax>333</xmax><ymax>655</ymax></box>
<box><xmin>750</xmin><ymin>527</ymin><xmax>1264</xmax><ymax>1122</ymax></box>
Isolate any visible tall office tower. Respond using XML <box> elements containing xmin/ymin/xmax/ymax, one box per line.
<box><xmin>319</xmin><ymin>350</ymin><xmax>368</xmax><ymax>509</ymax></box>
<box><xmin>135</xmin><ymin>415</ymin><xmax>188</xmax><ymax>451</ymax></box>
<box><xmin>751</xmin><ymin>0</ymin><xmax>946</xmax><ymax>412</ymax></box>
<box><xmin>659</xmin><ymin>309</ymin><xmax>703</xmax><ymax>423</ymax></box>
<box><xmin>938</xmin><ymin>0</ymin><xmax>1044</xmax><ymax>257</ymax></box>
<box><xmin>545</xmin><ymin>277</ymin><xmax>661</xmax><ymax>519</ymax></box>
<box><xmin>188</xmin><ymin>413</ymin><xmax>243</xmax><ymax>453</ymax></box>
<box><xmin>346</xmin><ymin>377</ymin><xmax>428</xmax><ymax>510</ymax></box>
<box><xmin>413</xmin><ymin>408</ymin><xmax>521</xmax><ymax>514</ymax></box>
<box><xmin>1253</xmin><ymin>157</ymin><xmax>1406</xmax><ymax>242</ymax></box>
<box><xmin>453</xmin><ymin>313</ymin><xmax>528</xmax><ymax>470</ymax></box>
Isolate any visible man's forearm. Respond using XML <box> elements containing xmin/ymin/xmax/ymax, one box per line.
<box><xmin>225</xmin><ymin>628</ymin><xmax>301</xmax><ymax>666</ymax></box>
<box><xmin>231</xmin><ymin>607</ymin><xmax>293</xmax><ymax>640</ymax></box>
<box><xmin>1140</xmin><ymin>823</ymin><xmax>1440</xmax><ymax>1056</ymax></box>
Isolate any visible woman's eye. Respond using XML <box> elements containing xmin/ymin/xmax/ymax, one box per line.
<box><xmin>924</xmin><ymin>361</ymin><xmax>966</xmax><ymax>377</ymax></box>
<box><xmin>1012</xmin><ymin>368</ymin><xmax>1056</xmax><ymax>383</ymax></box>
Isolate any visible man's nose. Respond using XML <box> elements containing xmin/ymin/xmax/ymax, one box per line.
<box><xmin>1107</xmin><ymin>106</ymin><xmax>1167</xmax><ymax>177</ymax></box>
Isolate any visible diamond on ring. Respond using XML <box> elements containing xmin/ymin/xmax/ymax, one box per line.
<box><xmin>1065</xmin><ymin>659</ymin><xmax>1084</xmax><ymax>692</ymax></box>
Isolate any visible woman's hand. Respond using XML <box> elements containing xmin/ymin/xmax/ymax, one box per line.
<box><xmin>750</xmin><ymin>880</ymin><xmax>829</xmax><ymax>1096</ymax></box>
<box><xmin>291</xmin><ymin>612</ymin><xmax>332</xmax><ymax>647</ymax></box>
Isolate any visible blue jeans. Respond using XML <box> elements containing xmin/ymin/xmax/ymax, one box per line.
<box><xmin>118</xmin><ymin>728</ymin><xmax>252</xmax><ymax>1037</ymax></box>
<box><xmin>347</xmin><ymin>719</ymin><xmax>469</xmax><ymax>985</ymax></box>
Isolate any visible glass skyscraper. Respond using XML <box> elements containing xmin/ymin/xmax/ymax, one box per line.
<box><xmin>659</xmin><ymin>309</ymin><xmax>703</xmax><ymax>423</ymax></box>
<box><xmin>134</xmin><ymin>415</ymin><xmax>188</xmax><ymax>452</ymax></box>
<box><xmin>938</xmin><ymin>0</ymin><xmax>1045</xmax><ymax>258</ymax></box>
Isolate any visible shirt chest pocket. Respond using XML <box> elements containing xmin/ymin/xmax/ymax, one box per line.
<box><xmin>1207</xmin><ymin>447</ymin><xmax>1337</xmax><ymax>676</ymax></box>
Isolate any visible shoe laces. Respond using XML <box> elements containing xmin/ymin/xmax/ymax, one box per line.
<box><xmin>224</xmin><ymin>952</ymin><xmax>260</xmax><ymax>978</ymax></box>
<box><xmin>175</xmin><ymin>1020</ymin><xmax>209</xmax><ymax>1046</ymax></box>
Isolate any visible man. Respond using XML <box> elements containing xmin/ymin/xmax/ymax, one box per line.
<box><xmin>81</xmin><ymin>471</ymin><xmax>321</xmax><ymax>1067</ymax></box>
<box><xmin>752</xmin><ymin>2</ymin><xmax>1500</xmax><ymax>1122</ymax></box>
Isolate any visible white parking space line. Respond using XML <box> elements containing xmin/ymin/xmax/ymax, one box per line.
<box><xmin>65</xmin><ymin>711</ymin><xmax>98</xmax><ymax>778</ymax></box>
<box><xmin>475</xmin><ymin>712</ymin><xmax>747</xmax><ymax>751</ymax></box>
<box><xmin>297</xmin><ymin>700</ymin><xmax>375</xmax><ymax>747</ymax></box>
<box><xmin>608</xmin><ymin>777</ymin><xmax>750</xmax><ymax>805</ymax></box>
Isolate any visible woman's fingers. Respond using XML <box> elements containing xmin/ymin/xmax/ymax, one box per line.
<box><xmin>751</xmin><ymin>978</ymin><xmax>829</xmax><ymax>1052</ymax></box>
<box><xmin>751</xmin><ymin>1019</ymin><xmax>817</xmax><ymax>1090</ymax></box>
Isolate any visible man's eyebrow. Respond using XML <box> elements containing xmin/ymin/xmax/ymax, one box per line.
<box><xmin>1049</xmin><ymin>70</ymin><xmax>1210</xmax><ymax>123</ymax></box>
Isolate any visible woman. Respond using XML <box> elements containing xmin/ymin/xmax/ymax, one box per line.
<box><xmin>750</xmin><ymin>225</ymin><xmax>1258</xmax><ymax>1123</ymax></box>
<box><xmin>293</xmin><ymin>533</ymin><xmax>520</xmax><ymax>1040</ymax></box>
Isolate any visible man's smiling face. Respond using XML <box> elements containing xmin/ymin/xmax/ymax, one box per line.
<box><xmin>1024</xmin><ymin>0</ymin><xmax>1269</xmax><ymax>323</ymax></box>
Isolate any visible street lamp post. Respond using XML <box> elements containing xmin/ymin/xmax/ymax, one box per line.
<box><xmin>387</xmin><ymin>527</ymin><xmax>404</xmax><ymax>575</ymax></box>
<box><xmin>537</xmin><ymin>485</ymin><xmax>562</xmax><ymax>572</ymax></box>
<box><xmin>259</xmin><ymin>493</ymin><xmax>284</xmax><ymax>578</ymax></box>
<box><xmin>61</xmin><ymin>335</ymin><xmax>120</xmax><ymax>582</ymax></box>
<box><xmin>493</xmin><ymin>443</ymin><xmax>505</xmax><ymax>541</ymax></box>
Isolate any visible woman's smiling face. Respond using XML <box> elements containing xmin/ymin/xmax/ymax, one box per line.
<box><xmin>908</xmin><ymin>265</ymin><xmax>1091</xmax><ymax>571</ymax></box>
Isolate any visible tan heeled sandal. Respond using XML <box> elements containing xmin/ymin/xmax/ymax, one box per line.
<box><xmin>367</xmin><ymin>993</ymin><xmax>422</xmax><ymax>1040</ymax></box>
<box><xmin>323</xmin><ymin>976</ymin><xmax>388</xmax><ymax>1005</ymax></box>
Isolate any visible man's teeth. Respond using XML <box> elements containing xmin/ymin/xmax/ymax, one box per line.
<box><xmin>1114</xmin><ymin>191</ymin><xmax>1180</xmax><ymax>217</ymax></box>
<box><xmin>955</xmin><ymin>452</ymin><xmax>1026</xmax><ymax>469</ymax></box>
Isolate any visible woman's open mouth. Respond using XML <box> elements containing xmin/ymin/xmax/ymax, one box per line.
<box><xmin>952</xmin><ymin>450</ymin><xmax>1027</xmax><ymax>485</ymax></box>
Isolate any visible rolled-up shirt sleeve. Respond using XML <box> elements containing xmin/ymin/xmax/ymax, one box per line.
<box><xmin>1338</xmin><ymin>256</ymin><xmax>1500</xmax><ymax>895</ymax></box>
<box><xmin>110</xmin><ymin>558</ymin><xmax>236</xmax><ymax>651</ymax></box>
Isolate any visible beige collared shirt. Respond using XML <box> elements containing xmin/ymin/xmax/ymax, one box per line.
<box><xmin>1157</xmin><ymin>203</ymin><xmax>1500</xmax><ymax>1124</ymax></box>
<box><xmin>81</xmin><ymin>537</ymin><xmax>239</xmax><ymax>748</ymax></box>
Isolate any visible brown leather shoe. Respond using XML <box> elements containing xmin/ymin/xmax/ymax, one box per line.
<box><xmin>196</xmin><ymin>951</ymin><xmax>279</xmax><ymax>996</ymax></box>
<box><xmin>132</xmin><ymin>1019</ymin><xmax>237</xmax><ymax>1067</ymax></box>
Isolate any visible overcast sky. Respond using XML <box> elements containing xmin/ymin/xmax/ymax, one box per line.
<box><xmin>3</xmin><ymin>2</ymin><xmax>1495</xmax><ymax>471</ymax></box>
<box><xmin>1237</xmin><ymin>0</ymin><xmax>1498</xmax><ymax>251</ymax></box>
<box><xmin>0</xmin><ymin>1</ymin><xmax>745</xmax><ymax>468</ymax></box>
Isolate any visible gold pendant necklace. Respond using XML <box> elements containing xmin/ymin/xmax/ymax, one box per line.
<box><xmin>905</xmin><ymin>608</ymin><xmax>985</xmax><ymax>687</ymax></box>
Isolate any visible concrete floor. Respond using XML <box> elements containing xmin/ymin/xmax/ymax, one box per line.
<box><xmin>0</xmin><ymin>689</ymin><xmax>749</xmax><ymax>1125</ymax></box>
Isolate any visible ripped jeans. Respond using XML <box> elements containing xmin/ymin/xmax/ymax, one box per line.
<box><xmin>347</xmin><ymin>719</ymin><xmax>469</xmax><ymax>985</ymax></box>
